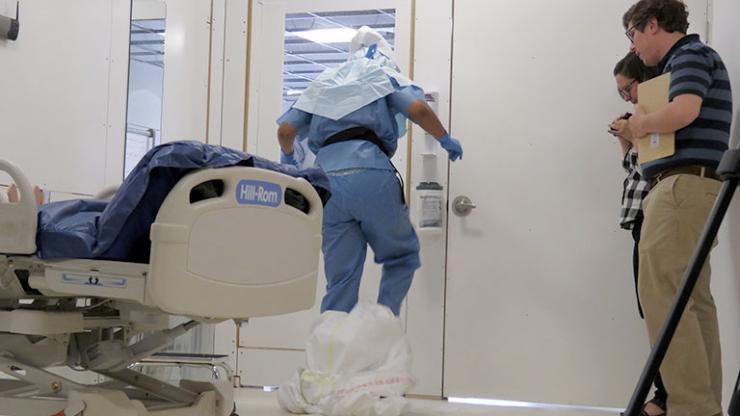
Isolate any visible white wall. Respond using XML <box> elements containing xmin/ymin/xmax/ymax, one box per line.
<box><xmin>708</xmin><ymin>0</ymin><xmax>740</xmax><ymax>410</ymax></box>
<box><xmin>160</xmin><ymin>0</ymin><xmax>211</xmax><ymax>142</ymax></box>
<box><xmin>160</xmin><ymin>0</ymin><xmax>248</xmax><ymax>149</ymax></box>
<box><xmin>0</xmin><ymin>0</ymin><xmax>130</xmax><ymax>195</ymax></box>
<box><xmin>132</xmin><ymin>0</ymin><xmax>165</xmax><ymax>20</ymax></box>
<box><xmin>217</xmin><ymin>0</ymin><xmax>249</xmax><ymax>151</ymax></box>
<box><xmin>243</xmin><ymin>0</ymin><xmax>284</xmax><ymax>158</ymax></box>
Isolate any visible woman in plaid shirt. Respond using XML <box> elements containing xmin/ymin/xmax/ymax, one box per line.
<box><xmin>610</xmin><ymin>52</ymin><xmax>666</xmax><ymax>416</ymax></box>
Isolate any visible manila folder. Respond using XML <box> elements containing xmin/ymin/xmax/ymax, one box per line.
<box><xmin>636</xmin><ymin>72</ymin><xmax>675</xmax><ymax>164</ymax></box>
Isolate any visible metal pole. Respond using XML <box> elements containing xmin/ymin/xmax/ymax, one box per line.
<box><xmin>730</xmin><ymin>370</ymin><xmax>740</xmax><ymax>416</ymax></box>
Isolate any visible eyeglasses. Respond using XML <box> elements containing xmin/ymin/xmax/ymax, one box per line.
<box><xmin>625</xmin><ymin>22</ymin><xmax>640</xmax><ymax>43</ymax></box>
<box><xmin>618</xmin><ymin>79</ymin><xmax>637</xmax><ymax>100</ymax></box>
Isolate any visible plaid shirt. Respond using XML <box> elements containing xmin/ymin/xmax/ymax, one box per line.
<box><xmin>619</xmin><ymin>148</ymin><xmax>650</xmax><ymax>229</ymax></box>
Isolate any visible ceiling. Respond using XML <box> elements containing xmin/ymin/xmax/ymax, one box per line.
<box><xmin>127</xmin><ymin>8</ymin><xmax>397</xmax><ymax>102</ymax></box>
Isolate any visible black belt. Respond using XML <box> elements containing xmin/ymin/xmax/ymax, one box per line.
<box><xmin>322</xmin><ymin>127</ymin><xmax>391</xmax><ymax>157</ymax></box>
<box><xmin>321</xmin><ymin>127</ymin><xmax>405</xmax><ymax>204</ymax></box>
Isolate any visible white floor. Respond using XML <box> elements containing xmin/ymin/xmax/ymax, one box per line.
<box><xmin>233</xmin><ymin>388</ymin><xmax>623</xmax><ymax>416</ymax></box>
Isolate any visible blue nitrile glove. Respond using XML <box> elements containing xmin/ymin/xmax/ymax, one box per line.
<box><xmin>439</xmin><ymin>133</ymin><xmax>463</xmax><ymax>161</ymax></box>
<box><xmin>280</xmin><ymin>149</ymin><xmax>300</xmax><ymax>168</ymax></box>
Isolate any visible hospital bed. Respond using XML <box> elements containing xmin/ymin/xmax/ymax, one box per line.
<box><xmin>0</xmin><ymin>158</ymin><xmax>323</xmax><ymax>416</ymax></box>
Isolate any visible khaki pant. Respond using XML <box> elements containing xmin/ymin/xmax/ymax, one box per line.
<box><xmin>639</xmin><ymin>174</ymin><xmax>723</xmax><ymax>416</ymax></box>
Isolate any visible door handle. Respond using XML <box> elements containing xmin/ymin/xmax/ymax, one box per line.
<box><xmin>452</xmin><ymin>195</ymin><xmax>476</xmax><ymax>217</ymax></box>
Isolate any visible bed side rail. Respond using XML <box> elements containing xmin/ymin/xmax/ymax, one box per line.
<box><xmin>0</xmin><ymin>159</ymin><xmax>38</xmax><ymax>254</ymax></box>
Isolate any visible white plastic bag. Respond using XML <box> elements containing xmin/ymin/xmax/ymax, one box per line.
<box><xmin>278</xmin><ymin>303</ymin><xmax>415</xmax><ymax>416</ymax></box>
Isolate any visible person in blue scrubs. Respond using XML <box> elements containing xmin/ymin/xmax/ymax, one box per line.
<box><xmin>276</xmin><ymin>27</ymin><xmax>462</xmax><ymax>316</ymax></box>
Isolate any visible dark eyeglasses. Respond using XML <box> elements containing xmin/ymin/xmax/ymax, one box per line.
<box><xmin>625</xmin><ymin>21</ymin><xmax>642</xmax><ymax>43</ymax></box>
<box><xmin>618</xmin><ymin>79</ymin><xmax>637</xmax><ymax>100</ymax></box>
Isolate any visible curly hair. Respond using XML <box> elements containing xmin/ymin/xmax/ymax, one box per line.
<box><xmin>623</xmin><ymin>0</ymin><xmax>689</xmax><ymax>33</ymax></box>
<box><xmin>613</xmin><ymin>52</ymin><xmax>659</xmax><ymax>82</ymax></box>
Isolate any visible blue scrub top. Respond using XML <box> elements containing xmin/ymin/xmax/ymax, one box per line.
<box><xmin>277</xmin><ymin>84</ymin><xmax>424</xmax><ymax>173</ymax></box>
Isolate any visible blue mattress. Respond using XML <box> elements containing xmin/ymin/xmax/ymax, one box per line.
<box><xmin>36</xmin><ymin>141</ymin><xmax>331</xmax><ymax>263</ymax></box>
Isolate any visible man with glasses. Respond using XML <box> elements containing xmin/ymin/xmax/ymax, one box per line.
<box><xmin>619</xmin><ymin>1</ymin><xmax>732</xmax><ymax>415</ymax></box>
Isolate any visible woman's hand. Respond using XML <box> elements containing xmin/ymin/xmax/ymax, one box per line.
<box><xmin>609</xmin><ymin>118</ymin><xmax>634</xmax><ymax>142</ymax></box>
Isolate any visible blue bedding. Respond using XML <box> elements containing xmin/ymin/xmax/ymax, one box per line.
<box><xmin>36</xmin><ymin>141</ymin><xmax>331</xmax><ymax>263</ymax></box>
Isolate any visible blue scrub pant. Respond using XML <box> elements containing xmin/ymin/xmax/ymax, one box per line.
<box><xmin>320</xmin><ymin>169</ymin><xmax>420</xmax><ymax>316</ymax></box>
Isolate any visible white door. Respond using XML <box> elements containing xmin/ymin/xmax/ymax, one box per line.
<box><xmin>444</xmin><ymin>0</ymin><xmax>708</xmax><ymax>407</ymax></box>
<box><xmin>238</xmin><ymin>0</ymin><xmax>420</xmax><ymax>389</ymax></box>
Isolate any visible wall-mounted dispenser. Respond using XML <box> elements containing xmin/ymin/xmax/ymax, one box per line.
<box><xmin>414</xmin><ymin>91</ymin><xmax>446</xmax><ymax>233</ymax></box>
<box><xmin>0</xmin><ymin>2</ymin><xmax>19</xmax><ymax>41</ymax></box>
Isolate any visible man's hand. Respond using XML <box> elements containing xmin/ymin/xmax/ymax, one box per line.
<box><xmin>626</xmin><ymin>104</ymin><xmax>650</xmax><ymax>139</ymax></box>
